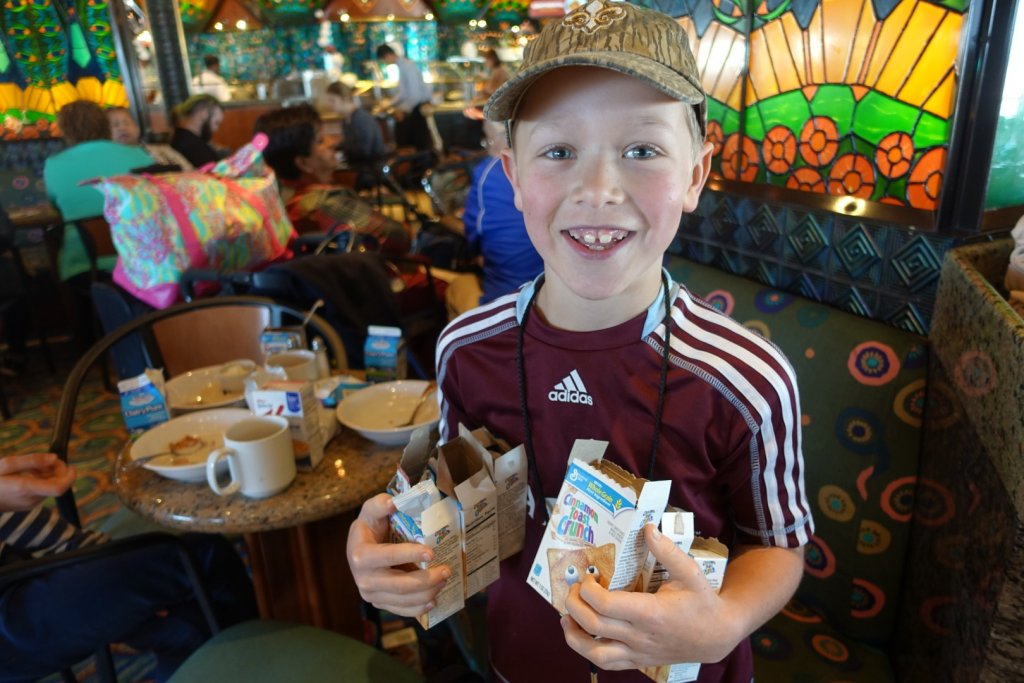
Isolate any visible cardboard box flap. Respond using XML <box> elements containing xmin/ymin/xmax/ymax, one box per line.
<box><xmin>389</xmin><ymin>425</ymin><xmax>438</xmax><ymax>495</ymax></box>
<box><xmin>457</xmin><ymin>424</ymin><xmax>527</xmax><ymax>561</ymax></box>
<box><xmin>567</xmin><ymin>438</ymin><xmax>608</xmax><ymax>467</ymax></box>
<box><xmin>436</xmin><ymin>436</ymin><xmax>488</xmax><ymax>500</ymax></box>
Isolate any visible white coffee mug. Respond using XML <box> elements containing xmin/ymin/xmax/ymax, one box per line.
<box><xmin>206</xmin><ymin>416</ymin><xmax>296</xmax><ymax>498</ymax></box>
<box><xmin>266</xmin><ymin>350</ymin><xmax>318</xmax><ymax>382</ymax></box>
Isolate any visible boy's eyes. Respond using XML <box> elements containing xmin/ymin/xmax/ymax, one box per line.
<box><xmin>538</xmin><ymin>144</ymin><xmax>663</xmax><ymax>160</ymax></box>
<box><xmin>541</xmin><ymin>146</ymin><xmax>574</xmax><ymax>160</ymax></box>
<box><xmin>624</xmin><ymin>144</ymin><xmax>660</xmax><ymax>160</ymax></box>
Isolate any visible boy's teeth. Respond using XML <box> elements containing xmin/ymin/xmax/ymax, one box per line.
<box><xmin>569</xmin><ymin>228</ymin><xmax>629</xmax><ymax>249</ymax></box>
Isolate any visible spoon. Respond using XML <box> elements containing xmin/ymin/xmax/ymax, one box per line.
<box><xmin>395</xmin><ymin>381</ymin><xmax>437</xmax><ymax>427</ymax></box>
<box><xmin>125</xmin><ymin>452</ymin><xmax>180</xmax><ymax>469</ymax></box>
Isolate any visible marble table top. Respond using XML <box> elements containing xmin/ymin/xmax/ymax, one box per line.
<box><xmin>115</xmin><ymin>427</ymin><xmax>402</xmax><ymax>534</ymax></box>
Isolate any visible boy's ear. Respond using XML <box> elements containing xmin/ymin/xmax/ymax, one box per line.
<box><xmin>682</xmin><ymin>141</ymin><xmax>714</xmax><ymax>213</ymax></box>
<box><xmin>501</xmin><ymin>148</ymin><xmax>525</xmax><ymax>212</ymax></box>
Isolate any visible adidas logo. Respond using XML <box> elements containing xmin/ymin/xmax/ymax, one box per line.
<box><xmin>548</xmin><ymin>370</ymin><xmax>593</xmax><ymax>405</ymax></box>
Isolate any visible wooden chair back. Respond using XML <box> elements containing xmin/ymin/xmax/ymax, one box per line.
<box><xmin>151</xmin><ymin>306</ymin><xmax>271</xmax><ymax>376</ymax></box>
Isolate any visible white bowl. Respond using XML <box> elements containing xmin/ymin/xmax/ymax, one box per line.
<box><xmin>166</xmin><ymin>364</ymin><xmax>248</xmax><ymax>413</ymax></box>
<box><xmin>130</xmin><ymin>408</ymin><xmax>253</xmax><ymax>482</ymax></box>
<box><xmin>336</xmin><ymin>380</ymin><xmax>440</xmax><ymax>446</ymax></box>
<box><xmin>218</xmin><ymin>359</ymin><xmax>258</xmax><ymax>394</ymax></box>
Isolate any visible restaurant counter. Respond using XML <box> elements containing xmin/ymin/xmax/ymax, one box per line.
<box><xmin>149</xmin><ymin>97</ymin><xmax>484</xmax><ymax>155</ymax></box>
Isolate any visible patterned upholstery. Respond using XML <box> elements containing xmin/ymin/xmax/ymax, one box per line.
<box><xmin>667</xmin><ymin>256</ymin><xmax>928</xmax><ymax>681</ymax></box>
<box><xmin>0</xmin><ymin>169</ymin><xmax>49</xmax><ymax>210</ymax></box>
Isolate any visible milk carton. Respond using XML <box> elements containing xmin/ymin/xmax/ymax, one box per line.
<box><xmin>118</xmin><ymin>369</ymin><xmax>169</xmax><ymax>436</ymax></box>
<box><xmin>528</xmin><ymin>440</ymin><xmax>671</xmax><ymax>614</ymax></box>
<box><xmin>364</xmin><ymin>325</ymin><xmax>406</xmax><ymax>383</ymax></box>
<box><xmin>246</xmin><ymin>379</ymin><xmax>324</xmax><ymax>470</ymax></box>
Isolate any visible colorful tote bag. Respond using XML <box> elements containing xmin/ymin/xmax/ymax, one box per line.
<box><xmin>96</xmin><ymin>134</ymin><xmax>296</xmax><ymax>308</ymax></box>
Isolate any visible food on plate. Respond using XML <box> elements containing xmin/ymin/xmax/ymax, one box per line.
<box><xmin>169</xmin><ymin>434</ymin><xmax>206</xmax><ymax>454</ymax></box>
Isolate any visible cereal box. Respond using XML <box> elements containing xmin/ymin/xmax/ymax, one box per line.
<box><xmin>527</xmin><ymin>440</ymin><xmax>671</xmax><ymax>614</ymax></box>
<box><xmin>457</xmin><ymin>425</ymin><xmax>527</xmax><ymax>561</ymax></box>
<box><xmin>436</xmin><ymin>437</ymin><xmax>500</xmax><ymax>598</ymax></box>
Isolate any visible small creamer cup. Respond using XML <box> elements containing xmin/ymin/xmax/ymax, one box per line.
<box><xmin>266</xmin><ymin>350</ymin><xmax>318</xmax><ymax>382</ymax></box>
<box><xmin>206</xmin><ymin>416</ymin><xmax>296</xmax><ymax>498</ymax></box>
<box><xmin>218</xmin><ymin>359</ymin><xmax>258</xmax><ymax>394</ymax></box>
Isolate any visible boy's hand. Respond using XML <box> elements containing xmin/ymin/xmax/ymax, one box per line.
<box><xmin>560</xmin><ymin>523</ymin><xmax>740</xmax><ymax>670</ymax></box>
<box><xmin>0</xmin><ymin>453</ymin><xmax>77</xmax><ymax>512</ymax></box>
<box><xmin>346</xmin><ymin>492</ymin><xmax>453</xmax><ymax>617</ymax></box>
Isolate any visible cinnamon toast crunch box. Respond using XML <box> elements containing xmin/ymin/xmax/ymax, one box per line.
<box><xmin>527</xmin><ymin>440</ymin><xmax>671</xmax><ymax>614</ymax></box>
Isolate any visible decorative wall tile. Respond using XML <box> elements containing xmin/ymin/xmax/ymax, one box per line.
<box><xmin>672</xmin><ymin>187</ymin><xmax>958</xmax><ymax>333</ymax></box>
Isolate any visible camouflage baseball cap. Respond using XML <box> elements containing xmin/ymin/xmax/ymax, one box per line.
<box><xmin>485</xmin><ymin>0</ymin><xmax>706</xmax><ymax>138</ymax></box>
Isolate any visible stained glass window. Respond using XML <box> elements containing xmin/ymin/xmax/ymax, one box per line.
<box><xmin>652</xmin><ymin>0</ymin><xmax>970</xmax><ymax>212</ymax></box>
<box><xmin>1</xmin><ymin>0</ymin><xmax>128</xmax><ymax>140</ymax></box>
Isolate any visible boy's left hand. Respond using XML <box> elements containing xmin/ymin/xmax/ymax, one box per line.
<box><xmin>560</xmin><ymin>523</ymin><xmax>739</xmax><ymax>670</ymax></box>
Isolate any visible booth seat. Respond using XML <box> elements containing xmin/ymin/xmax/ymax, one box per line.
<box><xmin>666</xmin><ymin>256</ymin><xmax>928</xmax><ymax>681</ymax></box>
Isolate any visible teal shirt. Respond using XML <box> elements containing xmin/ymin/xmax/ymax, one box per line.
<box><xmin>43</xmin><ymin>140</ymin><xmax>155</xmax><ymax>281</ymax></box>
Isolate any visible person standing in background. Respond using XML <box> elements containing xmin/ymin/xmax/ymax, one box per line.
<box><xmin>376</xmin><ymin>44</ymin><xmax>435</xmax><ymax>154</ymax></box>
<box><xmin>479</xmin><ymin>49</ymin><xmax>510</xmax><ymax>99</ymax></box>
<box><xmin>192</xmin><ymin>54</ymin><xmax>231</xmax><ymax>102</ymax></box>
<box><xmin>170</xmin><ymin>94</ymin><xmax>225</xmax><ymax>169</ymax></box>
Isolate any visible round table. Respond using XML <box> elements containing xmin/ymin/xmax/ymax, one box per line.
<box><xmin>115</xmin><ymin>428</ymin><xmax>403</xmax><ymax>636</ymax></box>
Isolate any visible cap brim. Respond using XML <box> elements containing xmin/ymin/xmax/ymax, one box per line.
<box><xmin>484</xmin><ymin>51</ymin><xmax>704</xmax><ymax>123</ymax></box>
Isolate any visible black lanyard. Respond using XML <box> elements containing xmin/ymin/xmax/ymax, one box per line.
<box><xmin>515</xmin><ymin>271</ymin><xmax>674</xmax><ymax>524</ymax></box>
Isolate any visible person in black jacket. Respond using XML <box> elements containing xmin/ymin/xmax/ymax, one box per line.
<box><xmin>170</xmin><ymin>94</ymin><xmax>225</xmax><ymax>168</ymax></box>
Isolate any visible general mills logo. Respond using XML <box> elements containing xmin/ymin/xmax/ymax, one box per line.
<box><xmin>569</xmin><ymin>468</ymin><xmax>580</xmax><ymax>483</ymax></box>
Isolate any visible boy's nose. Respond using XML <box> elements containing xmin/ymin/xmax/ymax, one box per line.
<box><xmin>573</xmin><ymin>156</ymin><xmax>625</xmax><ymax>207</ymax></box>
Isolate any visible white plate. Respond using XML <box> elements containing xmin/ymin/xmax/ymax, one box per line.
<box><xmin>336</xmin><ymin>380</ymin><xmax>440</xmax><ymax>446</ymax></box>
<box><xmin>130</xmin><ymin>408</ymin><xmax>253</xmax><ymax>482</ymax></box>
<box><xmin>165</xmin><ymin>365</ymin><xmax>247</xmax><ymax>412</ymax></box>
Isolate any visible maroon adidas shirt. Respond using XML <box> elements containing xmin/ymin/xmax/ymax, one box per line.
<box><xmin>435</xmin><ymin>276</ymin><xmax>813</xmax><ymax>683</ymax></box>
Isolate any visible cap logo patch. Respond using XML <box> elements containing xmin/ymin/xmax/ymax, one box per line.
<box><xmin>563</xmin><ymin>0</ymin><xmax>626</xmax><ymax>34</ymax></box>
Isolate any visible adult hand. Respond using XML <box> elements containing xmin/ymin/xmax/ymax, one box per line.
<box><xmin>561</xmin><ymin>524</ymin><xmax>740</xmax><ymax>670</ymax></box>
<box><xmin>0</xmin><ymin>453</ymin><xmax>77</xmax><ymax>512</ymax></box>
<box><xmin>346</xmin><ymin>492</ymin><xmax>452</xmax><ymax>617</ymax></box>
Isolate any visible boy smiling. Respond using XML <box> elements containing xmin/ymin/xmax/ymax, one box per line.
<box><xmin>347</xmin><ymin>3</ymin><xmax>813</xmax><ymax>681</ymax></box>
